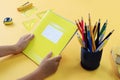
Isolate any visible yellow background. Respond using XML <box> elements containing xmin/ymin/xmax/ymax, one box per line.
<box><xmin>0</xmin><ymin>0</ymin><xmax>120</xmax><ymax>80</ymax></box>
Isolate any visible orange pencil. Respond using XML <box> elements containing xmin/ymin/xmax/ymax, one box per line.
<box><xmin>88</xmin><ymin>14</ymin><xmax>96</xmax><ymax>52</ymax></box>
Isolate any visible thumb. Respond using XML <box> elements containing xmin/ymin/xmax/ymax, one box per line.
<box><xmin>44</xmin><ymin>52</ymin><xmax>52</xmax><ymax>59</ymax></box>
<box><xmin>25</xmin><ymin>34</ymin><xmax>34</xmax><ymax>41</ymax></box>
<box><xmin>51</xmin><ymin>55</ymin><xmax>62</xmax><ymax>62</ymax></box>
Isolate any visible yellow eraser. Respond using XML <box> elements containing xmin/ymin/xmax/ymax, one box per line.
<box><xmin>17</xmin><ymin>2</ymin><xmax>33</xmax><ymax>11</ymax></box>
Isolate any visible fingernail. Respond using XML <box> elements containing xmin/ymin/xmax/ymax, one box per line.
<box><xmin>31</xmin><ymin>34</ymin><xmax>34</xmax><ymax>37</ymax></box>
<box><xmin>58</xmin><ymin>55</ymin><xmax>62</xmax><ymax>59</ymax></box>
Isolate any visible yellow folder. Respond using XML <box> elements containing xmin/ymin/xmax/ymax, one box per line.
<box><xmin>23</xmin><ymin>10</ymin><xmax>77</xmax><ymax>64</ymax></box>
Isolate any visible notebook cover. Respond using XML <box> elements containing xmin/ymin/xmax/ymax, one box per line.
<box><xmin>23</xmin><ymin>10</ymin><xmax>77</xmax><ymax>64</ymax></box>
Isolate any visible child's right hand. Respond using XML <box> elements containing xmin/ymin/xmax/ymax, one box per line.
<box><xmin>19</xmin><ymin>52</ymin><xmax>61</xmax><ymax>80</ymax></box>
<box><xmin>36</xmin><ymin>52</ymin><xmax>62</xmax><ymax>79</ymax></box>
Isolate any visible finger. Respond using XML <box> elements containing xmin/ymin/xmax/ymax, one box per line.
<box><xmin>24</xmin><ymin>34</ymin><xmax>32</xmax><ymax>39</ymax></box>
<box><xmin>55</xmin><ymin>60</ymin><xmax>61</xmax><ymax>67</ymax></box>
<box><xmin>44</xmin><ymin>52</ymin><xmax>53</xmax><ymax>59</ymax></box>
<box><xmin>24</xmin><ymin>34</ymin><xmax>34</xmax><ymax>42</ymax></box>
<box><xmin>19</xmin><ymin>34</ymin><xmax>31</xmax><ymax>41</ymax></box>
<box><xmin>50</xmin><ymin>55</ymin><xmax>62</xmax><ymax>62</ymax></box>
<box><xmin>56</xmin><ymin>55</ymin><xmax>62</xmax><ymax>62</ymax></box>
<box><xmin>25</xmin><ymin>34</ymin><xmax>34</xmax><ymax>41</ymax></box>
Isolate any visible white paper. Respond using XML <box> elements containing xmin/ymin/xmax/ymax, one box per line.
<box><xmin>42</xmin><ymin>24</ymin><xmax>63</xmax><ymax>43</ymax></box>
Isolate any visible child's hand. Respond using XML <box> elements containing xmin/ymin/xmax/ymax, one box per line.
<box><xmin>37</xmin><ymin>52</ymin><xmax>62</xmax><ymax>79</ymax></box>
<box><xmin>19</xmin><ymin>52</ymin><xmax>62</xmax><ymax>80</ymax></box>
<box><xmin>14</xmin><ymin>34</ymin><xmax>34</xmax><ymax>54</ymax></box>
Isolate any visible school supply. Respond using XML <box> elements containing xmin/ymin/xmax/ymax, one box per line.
<box><xmin>23</xmin><ymin>10</ymin><xmax>77</xmax><ymax>64</ymax></box>
<box><xmin>17</xmin><ymin>2</ymin><xmax>33</xmax><ymax>11</ymax></box>
<box><xmin>76</xmin><ymin>14</ymin><xmax>114</xmax><ymax>53</ymax></box>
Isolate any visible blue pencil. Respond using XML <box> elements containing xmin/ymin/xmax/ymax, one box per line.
<box><xmin>86</xmin><ymin>25</ymin><xmax>92</xmax><ymax>52</ymax></box>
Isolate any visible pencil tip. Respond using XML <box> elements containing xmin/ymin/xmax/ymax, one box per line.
<box><xmin>106</xmin><ymin>20</ymin><xmax>108</xmax><ymax>23</ymax></box>
<box><xmin>112</xmin><ymin>29</ymin><xmax>115</xmax><ymax>33</ymax></box>
<box><xmin>81</xmin><ymin>17</ymin><xmax>83</xmax><ymax>20</ymax></box>
<box><xmin>95</xmin><ymin>22</ymin><xmax>97</xmax><ymax>24</ymax></box>
<box><xmin>99</xmin><ymin>19</ymin><xmax>100</xmax><ymax>21</ymax></box>
<box><xmin>88</xmin><ymin>13</ymin><xmax>90</xmax><ymax>18</ymax></box>
<box><xmin>76</xmin><ymin>33</ymin><xmax>80</xmax><ymax>36</ymax></box>
<box><xmin>88</xmin><ymin>13</ymin><xmax>90</xmax><ymax>16</ymax></box>
<box><xmin>75</xmin><ymin>20</ymin><xmax>77</xmax><ymax>22</ymax></box>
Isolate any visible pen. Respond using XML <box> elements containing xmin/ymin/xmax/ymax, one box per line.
<box><xmin>93</xmin><ymin>22</ymin><xmax>98</xmax><ymax>38</ymax></box>
<box><xmin>99</xmin><ymin>32</ymin><xmax>105</xmax><ymax>44</ymax></box>
<box><xmin>99</xmin><ymin>30</ymin><xmax>114</xmax><ymax>45</ymax></box>
<box><xmin>96</xmin><ymin>19</ymin><xmax>100</xmax><ymax>48</ymax></box>
<box><xmin>95</xmin><ymin>38</ymin><xmax>109</xmax><ymax>52</ymax></box>
<box><xmin>84</xmin><ymin>23</ymin><xmax>88</xmax><ymax>48</ymax></box>
<box><xmin>100</xmin><ymin>20</ymin><xmax>107</xmax><ymax>36</ymax></box>
<box><xmin>99</xmin><ymin>20</ymin><xmax>108</xmax><ymax>42</ymax></box>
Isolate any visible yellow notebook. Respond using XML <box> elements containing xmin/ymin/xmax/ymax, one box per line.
<box><xmin>23</xmin><ymin>10</ymin><xmax>77</xmax><ymax>64</ymax></box>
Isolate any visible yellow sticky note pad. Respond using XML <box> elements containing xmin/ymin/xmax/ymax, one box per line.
<box><xmin>23</xmin><ymin>10</ymin><xmax>77</xmax><ymax>64</ymax></box>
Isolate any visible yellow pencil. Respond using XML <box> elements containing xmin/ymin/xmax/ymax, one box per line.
<box><xmin>88</xmin><ymin>14</ymin><xmax>96</xmax><ymax>52</ymax></box>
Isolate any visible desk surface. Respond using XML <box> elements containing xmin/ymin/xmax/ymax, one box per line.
<box><xmin>0</xmin><ymin>0</ymin><xmax>120</xmax><ymax>80</ymax></box>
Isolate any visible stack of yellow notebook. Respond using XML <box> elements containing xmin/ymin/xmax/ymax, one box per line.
<box><xmin>23</xmin><ymin>10</ymin><xmax>77</xmax><ymax>64</ymax></box>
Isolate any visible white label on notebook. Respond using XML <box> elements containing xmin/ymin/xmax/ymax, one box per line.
<box><xmin>42</xmin><ymin>24</ymin><xmax>63</xmax><ymax>43</ymax></box>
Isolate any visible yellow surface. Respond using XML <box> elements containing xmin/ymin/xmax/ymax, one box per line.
<box><xmin>0</xmin><ymin>0</ymin><xmax>120</xmax><ymax>80</ymax></box>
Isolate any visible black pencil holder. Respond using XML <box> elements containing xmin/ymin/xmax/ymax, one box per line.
<box><xmin>80</xmin><ymin>47</ymin><xmax>103</xmax><ymax>70</ymax></box>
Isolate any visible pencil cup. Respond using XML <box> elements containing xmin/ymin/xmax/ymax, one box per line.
<box><xmin>80</xmin><ymin>47</ymin><xmax>103</xmax><ymax>70</ymax></box>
